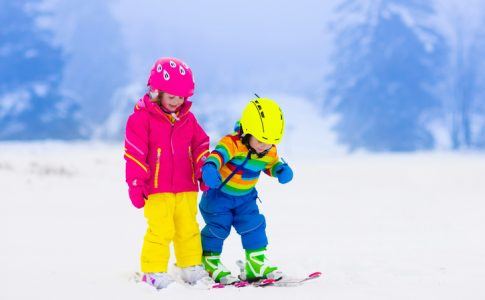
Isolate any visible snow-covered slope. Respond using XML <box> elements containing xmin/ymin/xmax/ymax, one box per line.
<box><xmin>1</xmin><ymin>142</ymin><xmax>485</xmax><ymax>299</ymax></box>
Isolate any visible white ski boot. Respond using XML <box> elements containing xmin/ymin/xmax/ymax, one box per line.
<box><xmin>179</xmin><ymin>265</ymin><xmax>215</xmax><ymax>286</ymax></box>
<box><xmin>141</xmin><ymin>272</ymin><xmax>174</xmax><ymax>289</ymax></box>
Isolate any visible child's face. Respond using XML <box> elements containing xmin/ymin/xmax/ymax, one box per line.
<box><xmin>249</xmin><ymin>136</ymin><xmax>273</xmax><ymax>154</ymax></box>
<box><xmin>159</xmin><ymin>92</ymin><xmax>185</xmax><ymax>112</ymax></box>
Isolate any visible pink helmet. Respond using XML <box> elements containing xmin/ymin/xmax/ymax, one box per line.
<box><xmin>147</xmin><ymin>57</ymin><xmax>195</xmax><ymax>98</ymax></box>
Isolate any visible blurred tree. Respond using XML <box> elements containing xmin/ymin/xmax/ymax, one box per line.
<box><xmin>326</xmin><ymin>0</ymin><xmax>447</xmax><ymax>151</ymax></box>
<box><xmin>448</xmin><ymin>17</ymin><xmax>485</xmax><ymax>149</ymax></box>
<box><xmin>0</xmin><ymin>0</ymin><xmax>81</xmax><ymax>139</ymax></box>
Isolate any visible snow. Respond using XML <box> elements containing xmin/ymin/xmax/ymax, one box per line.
<box><xmin>2</xmin><ymin>142</ymin><xmax>485</xmax><ymax>299</ymax></box>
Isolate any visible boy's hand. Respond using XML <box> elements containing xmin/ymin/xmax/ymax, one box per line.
<box><xmin>275</xmin><ymin>163</ymin><xmax>293</xmax><ymax>184</ymax></box>
<box><xmin>201</xmin><ymin>163</ymin><xmax>222</xmax><ymax>189</ymax></box>
<box><xmin>128</xmin><ymin>179</ymin><xmax>147</xmax><ymax>209</ymax></box>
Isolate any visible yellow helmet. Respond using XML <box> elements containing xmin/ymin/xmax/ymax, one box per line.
<box><xmin>240</xmin><ymin>98</ymin><xmax>285</xmax><ymax>144</ymax></box>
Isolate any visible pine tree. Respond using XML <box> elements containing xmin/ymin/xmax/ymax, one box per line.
<box><xmin>326</xmin><ymin>0</ymin><xmax>447</xmax><ymax>151</ymax></box>
<box><xmin>448</xmin><ymin>16</ymin><xmax>485</xmax><ymax>149</ymax></box>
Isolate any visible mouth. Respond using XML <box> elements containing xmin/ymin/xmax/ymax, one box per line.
<box><xmin>167</xmin><ymin>104</ymin><xmax>180</xmax><ymax>111</ymax></box>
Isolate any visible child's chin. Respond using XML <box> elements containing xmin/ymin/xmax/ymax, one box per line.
<box><xmin>164</xmin><ymin>106</ymin><xmax>177</xmax><ymax>112</ymax></box>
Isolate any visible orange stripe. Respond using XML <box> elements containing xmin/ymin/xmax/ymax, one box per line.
<box><xmin>124</xmin><ymin>152</ymin><xmax>148</xmax><ymax>173</ymax></box>
<box><xmin>154</xmin><ymin>148</ymin><xmax>161</xmax><ymax>188</ymax></box>
<box><xmin>220</xmin><ymin>166</ymin><xmax>258</xmax><ymax>186</ymax></box>
<box><xmin>196</xmin><ymin>149</ymin><xmax>210</xmax><ymax>163</ymax></box>
<box><xmin>213</xmin><ymin>154</ymin><xmax>223</xmax><ymax>168</ymax></box>
<box><xmin>189</xmin><ymin>146</ymin><xmax>196</xmax><ymax>184</ymax></box>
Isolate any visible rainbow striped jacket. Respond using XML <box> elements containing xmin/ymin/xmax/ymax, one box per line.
<box><xmin>205</xmin><ymin>130</ymin><xmax>283</xmax><ymax>196</ymax></box>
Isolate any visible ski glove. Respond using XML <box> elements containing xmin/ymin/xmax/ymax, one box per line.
<box><xmin>275</xmin><ymin>163</ymin><xmax>293</xmax><ymax>184</ymax></box>
<box><xmin>201</xmin><ymin>163</ymin><xmax>222</xmax><ymax>189</ymax></box>
<box><xmin>128</xmin><ymin>179</ymin><xmax>148</xmax><ymax>209</ymax></box>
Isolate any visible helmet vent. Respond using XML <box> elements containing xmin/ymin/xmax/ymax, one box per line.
<box><xmin>163</xmin><ymin>70</ymin><xmax>170</xmax><ymax>80</ymax></box>
<box><xmin>251</xmin><ymin>101</ymin><xmax>265</xmax><ymax>133</ymax></box>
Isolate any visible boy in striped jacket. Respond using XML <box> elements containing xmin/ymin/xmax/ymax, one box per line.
<box><xmin>200</xmin><ymin>98</ymin><xmax>294</xmax><ymax>284</ymax></box>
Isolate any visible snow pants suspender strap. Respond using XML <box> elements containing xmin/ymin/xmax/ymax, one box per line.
<box><xmin>217</xmin><ymin>152</ymin><xmax>251</xmax><ymax>190</ymax></box>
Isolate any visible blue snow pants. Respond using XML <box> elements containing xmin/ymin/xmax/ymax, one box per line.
<box><xmin>199</xmin><ymin>188</ymin><xmax>267</xmax><ymax>253</ymax></box>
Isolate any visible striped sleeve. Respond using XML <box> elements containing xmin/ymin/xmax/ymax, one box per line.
<box><xmin>124</xmin><ymin>110</ymin><xmax>150</xmax><ymax>186</ymax></box>
<box><xmin>264</xmin><ymin>148</ymin><xmax>283</xmax><ymax>177</ymax></box>
<box><xmin>205</xmin><ymin>135</ymin><xmax>237</xmax><ymax>170</ymax></box>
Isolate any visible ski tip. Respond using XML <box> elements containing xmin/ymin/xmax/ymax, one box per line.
<box><xmin>309</xmin><ymin>272</ymin><xmax>322</xmax><ymax>278</ymax></box>
<box><xmin>212</xmin><ymin>283</ymin><xmax>225</xmax><ymax>289</ymax></box>
<box><xmin>234</xmin><ymin>281</ymin><xmax>249</xmax><ymax>288</ymax></box>
<box><xmin>259</xmin><ymin>278</ymin><xmax>276</xmax><ymax>286</ymax></box>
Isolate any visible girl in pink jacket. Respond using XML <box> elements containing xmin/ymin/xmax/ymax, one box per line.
<box><xmin>124</xmin><ymin>57</ymin><xmax>211</xmax><ymax>289</ymax></box>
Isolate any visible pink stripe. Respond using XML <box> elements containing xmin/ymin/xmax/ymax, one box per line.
<box><xmin>125</xmin><ymin>136</ymin><xmax>144</xmax><ymax>156</ymax></box>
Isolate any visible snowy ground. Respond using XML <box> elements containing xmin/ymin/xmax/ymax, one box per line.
<box><xmin>1</xmin><ymin>142</ymin><xmax>485</xmax><ymax>300</ymax></box>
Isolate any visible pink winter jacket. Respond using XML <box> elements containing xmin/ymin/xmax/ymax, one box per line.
<box><xmin>124</xmin><ymin>94</ymin><xmax>209</xmax><ymax>194</ymax></box>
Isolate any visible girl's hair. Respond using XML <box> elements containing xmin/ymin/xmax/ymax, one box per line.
<box><xmin>148</xmin><ymin>90</ymin><xmax>164</xmax><ymax>106</ymax></box>
<box><xmin>155</xmin><ymin>92</ymin><xmax>164</xmax><ymax>104</ymax></box>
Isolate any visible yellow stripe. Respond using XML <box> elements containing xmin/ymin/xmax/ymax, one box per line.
<box><xmin>221</xmin><ymin>174</ymin><xmax>258</xmax><ymax>189</ymax></box>
<box><xmin>189</xmin><ymin>146</ymin><xmax>195</xmax><ymax>184</ymax></box>
<box><xmin>124</xmin><ymin>152</ymin><xmax>148</xmax><ymax>173</ymax></box>
<box><xmin>196</xmin><ymin>149</ymin><xmax>210</xmax><ymax>163</ymax></box>
<box><xmin>208</xmin><ymin>154</ymin><xmax>223</xmax><ymax>168</ymax></box>
<box><xmin>154</xmin><ymin>148</ymin><xmax>161</xmax><ymax>188</ymax></box>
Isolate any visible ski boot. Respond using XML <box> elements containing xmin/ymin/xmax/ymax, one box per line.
<box><xmin>179</xmin><ymin>265</ymin><xmax>215</xmax><ymax>286</ymax></box>
<box><xmin>141</xmin><ymin>272</ymin><xmax>174</xmax><ymax>289</ymax></box>
<box><xmin>238</xmin><ymin>248</ymin><xmax>284</xmax><ymax>282</ymax></box>
<box><xmin>202</xmin><ymin>252</ymin><xmax>239</xmax><ymax>285</ymax></box>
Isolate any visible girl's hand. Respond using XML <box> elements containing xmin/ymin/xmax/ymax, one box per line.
<box><xmin>128</xmin><ymin>180</ymin><xmax>148</xmax><ymax>208</ymax></box>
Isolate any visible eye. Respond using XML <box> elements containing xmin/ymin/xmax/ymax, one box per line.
<box><xmin>163</xmin><ymin>70</ymin><xmax>170</xmax><ymax>80</ymax></box>
<box><xmin>169</xmin><ymin>60</ymin><xmax>176</xmax><ymax>68</ymax></box>
<box><xmin>179</xmin><ymin>65</ymin><xmax>186</xmax><ymax>75</ymax></box>
<box><xmin>156</xmin><ymin>64</ymin><xmax>162</xmax><ymax>73</ymax></box>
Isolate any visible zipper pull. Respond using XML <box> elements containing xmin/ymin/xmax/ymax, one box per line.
<box><xmin>171</xmin><ymin>112</ymin><xmax>180</xmax><ymax>122</ymax></box>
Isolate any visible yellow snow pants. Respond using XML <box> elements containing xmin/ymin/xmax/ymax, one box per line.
<box><xmin>141</xmin><ymin>192</ymin><xmax>202</xmax><ymax>273</ymax></box>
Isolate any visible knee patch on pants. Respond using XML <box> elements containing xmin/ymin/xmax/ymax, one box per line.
<box><xmin>201</xmin><ymin>223</ymin><xmax>231</xmax><ymax>240</ymax></box>
<box><xmin>234</xmin><ymin>213</ymin><xmax>266</xmax><ymax>235</ymax></box>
